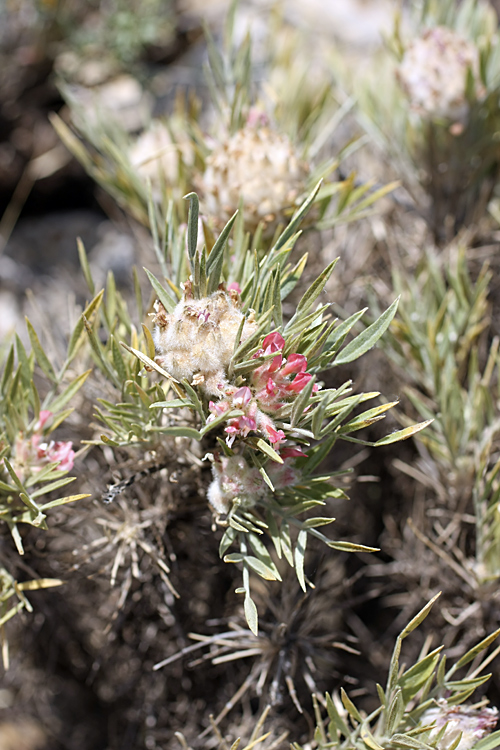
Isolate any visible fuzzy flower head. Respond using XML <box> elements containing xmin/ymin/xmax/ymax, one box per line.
<box><xmin>420</xmin><ymin>700</ymin><xmax>498</xmax><ymax>750</ymax></box>
<box><xmin>197</xmin><ymin>123</ymin><xmax>309</xmax><ymax>233</ymax></box>
<box><xmin>207</xmin><ymin>452</ymin><xmax>303</xmax><ymax>514</ymax></box>
<box><xmin>10</xmin><ymin>410</ymin><xmax>75</xmax><ymax>483</ymax></box>
<box><xmin>153</xmin><ymin>286</ymin><xmax>257</xmax><ymax>396</ymax></box>
<box><xmin>397</xmin><ymin>26</ymin><xmax>481</xmax><ymax>124</ymax></box>
<box><xmin>208</xmin><ymin>454</ymin><xmax>268</xmax><ymax>514</ymax></box>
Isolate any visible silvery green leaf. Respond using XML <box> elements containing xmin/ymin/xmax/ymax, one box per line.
<box><xmin>334</xmin><ymin>297</ymin><xmax>400</xmax><ymax>366</ymax></box>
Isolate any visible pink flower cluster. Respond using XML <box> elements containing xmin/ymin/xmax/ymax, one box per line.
<box><xmin>209</xmin><ymin>385</ymin><xmax>286</xmax><ymax>446</ymax></box>
<box><xmin>252</xmin><ymin>332</ymin><xmax>315</xmax><ymax>411</ymax></box>
<box><xmin>11</xmin><ymin>410</ymin><xmax>75</xmax><ymax>482</ymax></box>
<box><xmin>208</xmin><ymin>332</ymin><xmax>315</xmax><ymax>448</ymax></box>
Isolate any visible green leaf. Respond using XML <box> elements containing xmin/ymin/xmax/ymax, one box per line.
<box><xmin>66</xmin><ymin>289</ymin><xmax>104</xmax><ymax>363</ymax></box>
<box><xmin>48</xmin><ymin>370</ymin><xmax>92</xmax><ymax>413</ymax></box>
<box><xmin>40</xmin><ymin>493</ymin><xmax>90</xmax><ymax>510</ymax></box>
<box><xmin>254</xmin><ymin>439</ymin><xmax>284</xmax><ymax>463</ymax></box>
<box><xmin>450</xmin><ymin>629</ymin><xmax>500</xmax><ymax>672</ymax></box>
<box><xmin>326</xmin><ymin>540</ymin><xmax>378</xmax><ymax>553</ymax></box>
<box><xmin>266</xmin><ymin>510</ymin><xmax>281</xmax><ymax>558</ymax></box>
<box><xmin>0</xmin><ymin>345</ymin><xmax>14</xmax><ymax>395</ymax></box>
<box><xmin>340</xmin><ymin>688</ymin><xmax>362</xmax><ymax>724</ymax></box>
<box><xmin>141</xmin><ymin>324</ymin><xmax>156</xmax><ymax>361</ymax></box>
<box><xmin>244</xmin><ymin>555</ymin><xmax>280</xmax><ymax>581</ymax></box>
<box><xmin>206</xmin><ymin>210</ymin><xmax>238</xmax><ymax>293</ymax></box>
<box><xmin>111</xmin><ymin>336</ymin><xmax>128</xmax><ymax>383</ymax></box>
<box><xmin>3</xmin><ymin>458</ymin><xmax>26</xmax><ymax>493</ymax></box>
<box><xmin>302</xmin><ymin>517</ymin><xmax>335</xmax><ymax>528</ymax></box>
<box><xmin>400</xmin><ymin>648</ymin><xmax>443</xmax><ymax>697</ymax></box>
<box><xmin>219</xmin><ymin>526</ymin><xmax>237</xmax><ymax>557</ymax></box>
<box><xmin>273</xmin><ymin>180</ymin><xmax>322</xmax><ymax>253</ymax></box>
<box><xmin>0</xmin><ymin>479</ymin><xmax>17</xmax><ymax>492</ymax></box>
<box><xmin>326</xmin><ymin>692</ymin><xmax>350</xmax><ymax>739</ymax></box>
<box><xmin>244</xmin><ymin>593</ymin><xmax>258</xmax><ymax>636</ymax></box>
<box><xmin>292</xmin><ymin>260</ymin><xmax>338</xmax><ymax>321</ymax></box>
<box><xmin>248</xmin><ymin>533</ymin><xmax>282</xmax><ymax>581</ymax></box>
<box><xmin>295</xmin><ymin>528</ymin><xmax>307</xmax><ymax>592</ymax></box>
<box><xmin>84</xmin><ymin>316</ymin><xmax>120</xmax><ymax>387</ymax></box>
<box><xmin>26</xmin><ymin>318</ymin><xmax>56</xmax><ymax>382</ymax></box>
<box><xmin>374</xmin><ymin>420</ymin><xmax>433</xmax><ymax>446</ymax></box>
<box><xmin>30</xmin><ymin>477</ymin><xmax>76</xmax><ymax>499</ymax></box>
<box><xmin>143</xmin><ymin>268</ymin><xmax>177</xmax><ymax>314</ymax></box>
<box><xmin>321</xmin><ymin>309</ymin><xmax>367</xmax><ymax>359</ymax></box>
<box><xmin>150</xmin><ymin>399</ymin><xmax>193</xmax><ymax>410</ymax></box>
<box><xmin>15</xmin><ymin>334</ymin><xmax>32</xmax><ymax>387</ymax></box>
<box><xmin>340</xmin><ymin>401</ymin><xmax>398</xmax><ymax>434</ymax></box>
<box><xmin>334</xmin><ymin>297</ymin><xmax>400</xmax><ymax>366</ymax></box>
<box><xmin>280</xmin><ymin>253</ymin><xmax>308</xmax><ymax>301</ymax></box>
<box><xmin>360</xmin><ymin>725</ymin><xmax>384</xmax><ymax>750</ymax></box>
<box><xmin>281</xmin><ymin>520</ymin><xmax>294</xmax><ymax>567</ymax></box>
<box><xmin>290</xmin><ymin>374</ymin><xmax>316</xmax><ymax>429</ymax></box>
<box><xmin>121</xmin><ymin>343</ymin><xmax>179</xmax><ymax>384</ymax></box>
<box><xmin>400</xmin><ymin>593</ymin><xmax>441</xmax><ymax>639</ymax></box>
<box><xmin>473</xmin><ymin>730</ymin><xmax>500</xmax><ymax>750</ymax></box>
<box><xmin>154</xmin><ymin>426</ymin><xmax>201</xmax><ymax>440</ymax></box>
<box><xmin>184</xmin><ymin>192</ymin><xmax>199</xmax><ymax>270</ymax></box>
<box><xmin>77</xmin><ymin>237</ymin><xmax>95</xmax><ymax>295</ymax></box>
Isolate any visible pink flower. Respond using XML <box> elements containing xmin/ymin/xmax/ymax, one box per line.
<box><xmin>209</xmin><ymin>399</ymin><xmax>231</xmax><ymax>418</ymax></box>
<box><xmin>285</xmin><ymin>372</ymin><xmax>313</xmax><ymax>393</ymax></box>
<box><xmin>46</xmin><ymin>441</ymin><xmax>75</xmax><ymax>472</ymax></box>
<box><xmin>265</xmin><ymin>426</ymin><xmax>286</xmax><ymax>445</ymax></box>
<box><xmin>252</xmin><ymin>355</ymin><xmax>283</xmax><ymax>388</ymax></box>
<box><xmin>247</xmin><ymin>107</ymin><xmax>270</xmax><ymax>128</ymax></box>
<box><xmin>232</xmin><ymin>386</ymin><xmax>252</xmax><ymax>407</ymax></box>
<box><xmin>280</xmin><ymin>353</ymin><xmax>307</xmax><ymax>377</ymax></box>
<box><xmin>262</xmin><ymin>332</ymin><xmax>285</xmax><ymax>352</ymax></box>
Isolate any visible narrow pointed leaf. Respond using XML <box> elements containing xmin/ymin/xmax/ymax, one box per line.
<box><xmin>334</xmin><ymin>298</ymin><xmax>400</xmax><ymax>366</ymax></box>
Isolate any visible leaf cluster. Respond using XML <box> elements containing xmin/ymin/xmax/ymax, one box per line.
<box><xmin>0</xmin><ymin>321</ymin><xmax>90</xmax><ymax>554</ymax></box>
<box><xmin>377</xmin><ymin>245</ymin><xmax>500</xmax><ymax>584</ymax></box>
<box><xmin>295</xmin><ymin>595</ymin><xmax>500</xmax><ymax>750</ymax></box>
